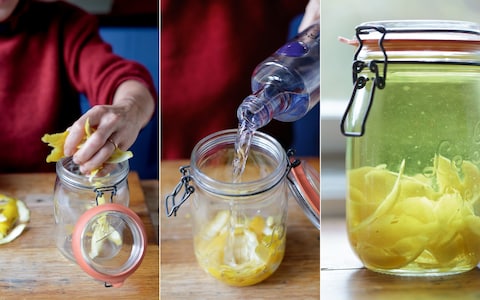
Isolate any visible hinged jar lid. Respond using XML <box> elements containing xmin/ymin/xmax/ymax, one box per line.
<box><xmin>288</xmin><ymin>160</ymin><xmax>320</xmax><ymax>230</ymax></box>
<box><xmin>352</xmin><ymin>20</ymin><xmax>480</xmax><ymax>55</ymax></box>
<box><xmin>72</xmin><ymin>203</ymin><xmax>147</xmax><ymax>287</ymax></box>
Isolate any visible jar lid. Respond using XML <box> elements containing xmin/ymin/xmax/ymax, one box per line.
<box><xmin>288</xmin><ymin>160</ymin><xmax>320</xmax><ymax>230</ymax></box>
<box><xmin>353</xmin><ymin>20</ymin><xmax>480</xmax><ymax>53</ymax></box>
<box><xmin>72</xmin><ymin>203</ymin><xmax>147</xmax><ymax>287</ymax></box>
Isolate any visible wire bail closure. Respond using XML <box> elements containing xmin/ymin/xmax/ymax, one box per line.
<box><xmin>94</xmin><ymin>186</ymin><xmax>117</xmax><ymax>206</ymax></box>
<box><xmin>341</xmin><ymin>25</ymin><xmax>388</xmax><ymax>137</ymax></box>
<box><xmin>165</xmin><ymin>150</ymin><xmax>300</xmax><ymax>218</ymax></box>
<box><xmin>165</xmin><ymin>166</ymin><xmax>194</xmax><ymax>217</ymax></box>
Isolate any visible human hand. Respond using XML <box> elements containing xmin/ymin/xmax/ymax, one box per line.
<box><xmin>298</xmin><ymin>0</ymin><xmax>320</xmax><ymax>32</ymax></box>
<box><xmin>64</xmin><ymin>80</ymin><xmax>155</xmax><ymax>174</ymax></box>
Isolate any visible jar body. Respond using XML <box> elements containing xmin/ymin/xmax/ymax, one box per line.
<box><xmin>54</xmin><ymin>157</ymin><xmax>130</xmax><ymax>261</ymax></box>
<box><xmin>346</xmin><ymin>62</ymin><xmax>480</xmax><ymax>275</ymax></box>
<box><xmin>190</xmin><ymin>129</ymin><xmax>288</xmax><ymax>286</ymax></box>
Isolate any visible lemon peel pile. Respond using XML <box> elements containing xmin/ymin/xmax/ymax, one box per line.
<box><xmin>41</xmin><ymin>118</ymin><xmax>133</xmax><ymax>176</ymax></box>
<box><xmin>348</xmin><ymin>155</ymin><xmax>480</xmax><ymax>272</ymax></box>
<box><xmin>194</xmin><ymin>210</ymin><xmax>285</xmax><ymax>286</ymax></box>
<box><xmin>0</xmin><ymin>194</ymin><xmax>30</xmax><ymax>245</ymax></box>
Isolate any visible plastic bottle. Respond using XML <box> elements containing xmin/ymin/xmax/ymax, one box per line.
<box><xmin>237</xmin><ymin>23</ymin><xmax>320</xmax><ymax>130</ymax></box>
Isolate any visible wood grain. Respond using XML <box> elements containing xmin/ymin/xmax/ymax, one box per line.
<box><xmin>0</xmin><ymin>173</ymin><xmax>159</xmax><ymax>299</ymax></box>
<box><xmin>160</xmin><ymin>159</ymin><xmax>320</xmax><ymax>300</ymax></box>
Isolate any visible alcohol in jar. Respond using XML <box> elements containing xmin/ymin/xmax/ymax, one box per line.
<box><xmin>346</xmin><ymin>64</ymin><xmax>480</xmax><ymax>275</ymax></box>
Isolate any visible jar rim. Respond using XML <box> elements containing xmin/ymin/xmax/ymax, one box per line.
<box><xmin>190</xmin><ymin>129</ymin><xmax>288</xmax><ymax>197</ymax></box>
<box><xmin>353</xmin><ymin>20</ymin><xmax>480</xmax><ymax>55</ymax></box>
<box><xmin>56</xmin><ymin>157</ymin><xmax>129</xmax><ymax>189</ymax></box>
<box><xmin>358</xmin><ymin>20</ymin><xmax>480</xmax><ymax>37</ymax></box>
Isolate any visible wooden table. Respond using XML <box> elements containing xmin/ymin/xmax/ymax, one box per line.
<box><xmin>322</xmin><ymin>217</ymin><xmax>480</xmax><ymax>300</ymax></box>
<box><xmin>0</xmin><ymin>173</ymin><xmax>159</xmax><ymax>299</ymax></box>
<box><xmin>160</xmin><ymin>159</ymin><xmax>320</xmax><ymax>299</ymax></box>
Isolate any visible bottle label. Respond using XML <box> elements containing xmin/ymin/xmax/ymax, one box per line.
<box><xmin>276</xmin><ymin>41</ymin><xmax>308</xmax><ymax>57</ymax></box>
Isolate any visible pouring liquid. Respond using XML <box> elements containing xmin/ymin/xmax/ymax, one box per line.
<box><xmin>198</xmin><ymin>23</ymin><xmax>319</xmax><ymax>284</ymax></box>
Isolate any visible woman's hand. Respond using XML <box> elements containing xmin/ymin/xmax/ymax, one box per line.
<box><xmin>63</xmin><ymin>80</ymin><xmax>155</xmax><ymax>174</ymax></box>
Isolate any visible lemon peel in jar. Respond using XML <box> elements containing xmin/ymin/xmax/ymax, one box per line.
<box><xmin>348</xmin><ymin>155</ymin><xmax>480</xmax><ymax>272</ymax></box>
<box><xmin>194</xmin><ymin>211</ymin><xmax>285</xmax><ymax>286</ymax></box>
<box><xmin>0</xmin><ymin>194</ymin><xmax>30</xmax><ymax>245</ymax></box>
<box><xmin>41</xmin><ymin>118</ymin><xmax>133</xmax><ymax>174</ymax></box>
<box><xmin>89</xmin><ymin>193</ymin><xmax>122</xmax><ymax>259</ymax></box>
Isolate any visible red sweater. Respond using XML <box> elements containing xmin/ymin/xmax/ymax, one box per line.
<box><xmin>0</xmin><ymin>0</ymin><xmax>156</xmax><ymax>172</ymax></box>
<box><xmin>161</xmin><ymin>0</ymin><xmax>308</xmax><ymax>159</ymax></box>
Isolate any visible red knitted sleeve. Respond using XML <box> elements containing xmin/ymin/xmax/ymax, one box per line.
<box><xmin>59</xmin><ymin>4</ymin><xmax>157</xmax><ymax>106</ymax></box>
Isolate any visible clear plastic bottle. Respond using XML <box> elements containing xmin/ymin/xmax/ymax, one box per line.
<box><xmin>237</xmin><ymin>23</ymin><xmax>320</xmax><ymax>130</ymax></box>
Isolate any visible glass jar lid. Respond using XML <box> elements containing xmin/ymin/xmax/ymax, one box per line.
<box><xmin>352</xmin><ymin>20</ymin><xmax>480</xmax><ymax>57</ymax></box>
<box><xmin>288</xmin><ymin>160</ymin><xmax>320</xmax><ymax>230</ymax></box>
<box><xmin>72</xmin><ymin>203</ymin><xmax>147</xmax><ymax>287</ymax></box>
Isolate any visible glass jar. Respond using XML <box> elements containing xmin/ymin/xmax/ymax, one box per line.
<box><xmin>166</xmin><ymin>129</ymin><xmax>318</xmax><ymax>286</ymax></box>
<box><xmin>53</xmin><ymin>157</ymin><xmax>146</xmax><ymax>287</ymax></box>
<box><xmin>54</xmin><ymin>157</ymin><xmax>130</xmax><ymax>261</ymax></box>
<box><xmin>342</xmin><ymin>20</ymin><xmax>480</xmax><ymax>276</ymax></box>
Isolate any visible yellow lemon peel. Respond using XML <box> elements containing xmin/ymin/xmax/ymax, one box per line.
<box><xmin>0</xmin><ymin>194</ymin><xmax>30</xmax><ymax>245</ymax></box>
<box><xmin>348</xmin><ymin>155</ymin><xmax>480</xmax><ymax>272</ymax></box>
<box><xmin>194</xmin><ymin>211</ymin><xmax>285</xmax><ymax>286</ymax></box>
<box><xmin>89</xmin><ymin>194</ymin><xmax>122</xmax><ymax>259</ymax></box>
<box><xmin>41</xmin><ymin>130</ymin><xmax>69</xmax><ymax>163</ymax></box>
<box><xmin>41</xmin><ymin>118</ymin><xmax>133</xmax><ymax>174</ymax></box>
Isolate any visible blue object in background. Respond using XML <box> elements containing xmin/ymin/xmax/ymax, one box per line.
<box><xmin>80</xmin><ymin>26</ymin><xmax>159</xmax><ymax>179</ymax></box>
<box><xmin>288</xmin><ymin>15</ymin><xmax>320</xmax><ymax>157</ymax></box>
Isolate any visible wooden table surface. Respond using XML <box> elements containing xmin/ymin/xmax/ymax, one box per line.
<box><xmin>322</xmin><ymin>217</ymin><xmax>480</xmax><ymax>300</ymax></box>
<box><xmin>160</xmin><ymin>158</ymin><xmax>320</xmax><ymax>300</ymax></box>
<box><xmin>0</xmin><ymin>172</ymin><xmax>159</xmax><ymax>299</ymax></box>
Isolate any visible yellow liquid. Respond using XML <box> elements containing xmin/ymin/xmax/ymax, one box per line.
<box><xmin>194</xmin><ymin>210</ymin><xmax>285</xmax><ymax>286</ymax></box>
<box><xmin>347</xmin><ymin>155</ymin><xmax>480</xmax><ymax>275</ymax></box>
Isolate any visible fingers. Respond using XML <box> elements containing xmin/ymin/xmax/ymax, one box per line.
<box><xmin>63</xmin><ymin>104</ymin><xmax>140</xmax><ymax>174</ymax></box>
<box><xmin>64</xmin><ymin>108</ymin><xmax>116</xmax><ymax>173</ymax></box>
<box><xmin>63</xmin><ymin>120</ymin><xmax>86</xmax><ymax>157</ymax></box>
<box><xmin>76</xmin><ymin>138</ymin><xmax>117</xmax><ymax>174</ymax></box>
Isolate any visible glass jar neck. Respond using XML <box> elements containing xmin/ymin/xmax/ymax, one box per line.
<box><xmin>56</xmin><ymin>157</ymin><xmax>129</xmax><ymax>190</ymax></box>
<box><xmin>190</xmin><ymin>129</ymin><xmax>288</xmax><ymax>198</ymax></box>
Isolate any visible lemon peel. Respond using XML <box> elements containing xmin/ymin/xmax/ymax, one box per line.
<box><xmin>41</xmin><ymin>131</ymin><xmax>69</xmax><ymax>163</ymax></box>
<box><xmin>194</xmin><ymin>211</ymin><xmax>285</xmax><ymax>286</ymax></box>
<box><xmin>89</xmin><ymin>193</ymin><xmax>122</xmax><ymax>259</ymax></box>
<box><xmin>41</xmin><ymin>118</ymin><xmax>133</xmax><ymax>172</ymax></box>
<box><xmin>0</xmin><ymin>194</ymin><xmax>30</xmax><ymax>245</ymax></box>
<box><xmin>348</xmin><ymin>155</ymin><xmax>480</xmax><ymax>272</ymax></box>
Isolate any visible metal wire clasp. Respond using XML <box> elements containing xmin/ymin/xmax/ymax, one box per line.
<box><xmin>341</xmin><ymin>25</ymin><xmax>388</xmax><ymax>137</ymax></box>
<box><xmin>165</xmin><ymin>166</ymin><xmax>195</xmax><ymax>217</ymax></box>
<box><xmin>94</xmin><ymin>186</ymin><xmax>117</xmax><ymax>205</ymax></box>
<box><xmin>287</xmin><ymin>149</ymin><xmax>301</xmax><ymax>173</ymax></box>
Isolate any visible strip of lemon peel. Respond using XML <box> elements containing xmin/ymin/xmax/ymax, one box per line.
<box><xmin>41</xmin><ymin>118</ymin><xmax>133</xmax><ymax>178</ymax></box>
<box><xmin>351</xmin><ymin>159</ymin><xmax>406</xmax><ymax>233</ymax></box>
<box><xmin>0</xmin><ymin>194</ymin><xmax>30</xmax><ymax>245</ymax></box>
<box><xmin>89</xmin><ymin>193</ymin><xmax>122</xmax><ymax>259</ymax></box>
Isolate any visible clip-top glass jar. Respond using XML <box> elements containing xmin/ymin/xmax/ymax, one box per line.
<box><xmin>166</xmin><ymin>129</ymin><xmax>319</xmax><ymax>286</ymax></box>
<box><xmin>54</xmin><ymin>157</ymin><xmax>147</xmax><ymax>287</ymax></box>
<box><xmin>341</xmin><ymin>20</ymin><xmax>480</xmax><ymax>276</ymax></box>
